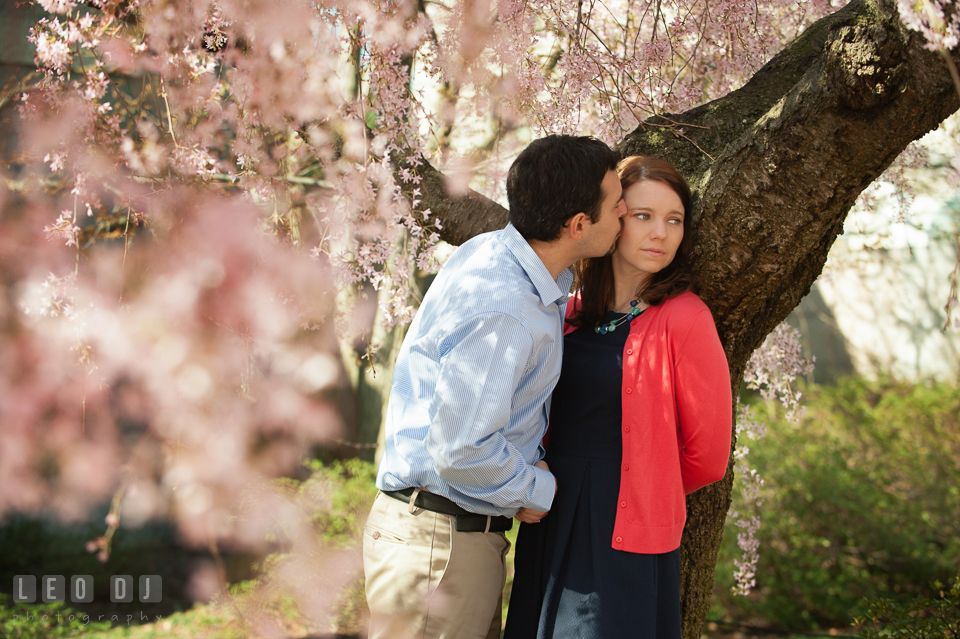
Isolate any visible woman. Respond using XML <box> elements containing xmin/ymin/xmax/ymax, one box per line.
<box><xmin>504</xmin><ymin>156</ymin><xmax>732</xmax><ymax>639</ymax></box>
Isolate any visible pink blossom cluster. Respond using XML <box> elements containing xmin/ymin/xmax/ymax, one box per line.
<box><xmin>744</xmin><ymin>321</ymin><xmax>815</xmax><ymax>422</ymax></box>
<box><xmin>323</xmin><ymin>0</ymin><xmax>853</xmax><ymax>219</ymax></box>
<box><xmin>335</xmin><ymin>19</ymin><xmax>444</xmax><ymax>331</ymax></box>
<box><xmin>22</xmin><ymin>0</ymin><xmax>445</xmax><ymax>347</ymax></box>
<box><xmin>946</xmin><ymin>250</ymin><xmax>960</xmax><ymax>331</ymax></box>
<box><xmin>2</xmin><ymin>173</ymin><xmax>353</xmax><ymax>627</ymax></box>
<box><xmin>728</xmin><ymin>403</ymin><xmax>767</xmax><ymax>595</ymax></box>
<box><xmin>730</xmin><ymin>513</ymin><xmax>763</xmax><ymax>596</ymax></box>
<box><xmin>853</xmin><ymin>141</ymin><xmax>931</xmax><ymax>223</ymax></box>
<box><xmin>43</xmin><ymin>211</ymin><xmax>81</xmax><ymax>247</ymax></box>
<box><xmin>4</xmin><ymin>2</ymin><xmax>429</xmax><ymax>620</ymax></box>
<box><xmin>897</xmin><ymin>0</ymin><xmax>960</xmax><ymax>51</ymax></box>
<box><xmin>4</xmin><ymin>185</ymin><xmax>343</xmax><ymax>521</ymax></box>
<box><xmin>729</xmin><ymin>323</ymin><xmax>814</xmax><ymax>594</ymax></box>
<box><xmin>448</xmin><ymin>0</ymin><xmax>850</xmax><ymax>142</ymax></box>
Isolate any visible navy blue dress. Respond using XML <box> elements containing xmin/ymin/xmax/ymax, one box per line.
<box><xmin>503</xmin><ymin>311</ymin><xmax>681</xmax><ymax>639</ymax></box>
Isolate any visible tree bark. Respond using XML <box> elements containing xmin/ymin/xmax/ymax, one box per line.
<box><xmin>416</xmin><ymin>0</ymin><xmax>960</xmax><ymax>635</ymax></box>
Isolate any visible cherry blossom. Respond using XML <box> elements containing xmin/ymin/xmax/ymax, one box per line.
<box><xmin>730</xmin><ymin>323</ymin><xmax>815</xmax><ymax>594</ymax></box>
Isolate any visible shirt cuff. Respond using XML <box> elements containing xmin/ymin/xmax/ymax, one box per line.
<box><xmin>526</xmin><ymin>464</ymin><xmax>556</xmax><ymax>512</ymax></box>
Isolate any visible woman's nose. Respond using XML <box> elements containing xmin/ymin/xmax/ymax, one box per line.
<box><xmin>650</xmin><ymin>219</ymin><xmax>667</xmax><ymax>238</ymax></box>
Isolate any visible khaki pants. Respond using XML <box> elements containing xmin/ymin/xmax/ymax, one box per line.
<box><xmin>363</xmin><ymin>492</ymin><xmax>511</xmax><ymax>639</ymax></box>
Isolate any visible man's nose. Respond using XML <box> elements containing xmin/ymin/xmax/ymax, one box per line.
<box><xmin>617</xmin><ymin>200</ymin><xmax>627</xmax><ymax>218</ymax></box>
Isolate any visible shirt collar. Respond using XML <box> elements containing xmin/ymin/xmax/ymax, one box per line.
<box><xmin>501</xmin><ymin>224</ymin><xmax>572</xmax><ymax>307</ymax></box>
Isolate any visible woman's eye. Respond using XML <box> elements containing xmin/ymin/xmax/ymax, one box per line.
<box><xmin>669</xmin><ymin>218</ymin><xmax>683</xmax><ymax>225</ymax></box>
<box><xmin>634</xmin><ymin>213</ymin><xmax>649</xmax><ymax>220</ymax></box>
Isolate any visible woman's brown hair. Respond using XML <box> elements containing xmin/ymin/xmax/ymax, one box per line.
<box><xmin>568</xmin><ymin>155</ymin><xmax>697</xmax><ymax>328</ymax></box>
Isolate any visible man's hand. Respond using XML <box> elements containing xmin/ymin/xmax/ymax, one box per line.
<box><xmin>516</xmin><ymin>459</ymin><xmax>555</xmax><ymax>524</ymax></box>
<box><xmin>515</xmin><ymin>506</ymin><xmax>548</xmax><ymax>524</ymax></box>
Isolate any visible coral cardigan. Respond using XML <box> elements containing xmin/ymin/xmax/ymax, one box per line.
<box><xmin>562</xmin><ymin>290</ymin><xmax>732</xmax><ymax>554</ymax></box>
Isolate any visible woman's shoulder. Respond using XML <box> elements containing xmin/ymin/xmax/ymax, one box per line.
<box><xmin>649</xmin><ymin>292</ymin><xmax>719</xmax><ymax>339</ymax></box>
<box><xmin>657</xmin><ymin>290</ymin><xmax>711</xmax><ymax>317</ymax></box>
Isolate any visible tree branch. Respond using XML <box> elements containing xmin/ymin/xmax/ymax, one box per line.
<box><xmin>395</xmin><ymin>148</ymin><xmax>509</xmax><ymax>246</ymax></box>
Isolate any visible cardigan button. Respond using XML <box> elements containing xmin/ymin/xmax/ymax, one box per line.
<box><xmin>624</xmin><ymin>426</ymin><xmax>630</xmax><ymax>432</ymax></box>
<box><xmin>626</xmin><ymin>349</ymin><xmax>633</xmax><ymax>355</ymax></box>
<box><xmin>623</xmin><ymin>464</ymin><xmax>629</xmax><ymax>471</ymax></box>
<box><xmin>615</xmin><ymin>536</ymin><xmax>623</xmax><ymax>543</ymax></box>
<box><xmin>625</xmin><ymin>387</ymin><xmax>632</xmax><ymax>394</ymax></box>
<box><xmin>620</xmin><ymin>501</ymin><xmax>627</xmax><ymax>508</ymax></box>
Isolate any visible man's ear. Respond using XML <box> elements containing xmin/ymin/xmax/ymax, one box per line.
<box><xmin>563</xmin><ymin>212</ymin><xmax>589</xmax><ymax>241</ymax></box>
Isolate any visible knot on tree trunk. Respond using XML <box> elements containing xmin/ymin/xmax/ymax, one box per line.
<box><xmin>825</xmin><ymin>19</ymin><xmax>908</xmax><ymax>110</ymax></box>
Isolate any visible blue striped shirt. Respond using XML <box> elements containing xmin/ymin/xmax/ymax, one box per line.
<box><xmin>376</xmin><ymin>224</ymin><xmax>573</xmax><ymax>516</ymax></box>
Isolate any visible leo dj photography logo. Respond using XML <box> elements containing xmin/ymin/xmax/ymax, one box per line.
<box><xmin>12</xmin><ymin>575</ymin><xmax>162</xmax><ymax>604</ymax></box>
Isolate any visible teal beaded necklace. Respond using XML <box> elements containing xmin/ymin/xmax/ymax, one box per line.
<box><xmin>594</xmin><ymin>299</ymin><xmax>646</xmax><ymax>334</ymax></box>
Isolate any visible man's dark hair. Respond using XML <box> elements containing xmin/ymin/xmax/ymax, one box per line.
<box><xmin>506</xmin><ymin>135</ymin><xmax>621</xmax><ymax>242</ymax></box>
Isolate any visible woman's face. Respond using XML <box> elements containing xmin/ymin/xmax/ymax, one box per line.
<box><xmin>611</xmin><ymin>179</ymin><xmax>685</xmax><ymax>285</ymax></box>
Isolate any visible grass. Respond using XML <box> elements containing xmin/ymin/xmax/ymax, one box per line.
<box><xmin>83</xmin><ymin>606</ymin><xmax>237</xmax><ymax>639</ymax></box>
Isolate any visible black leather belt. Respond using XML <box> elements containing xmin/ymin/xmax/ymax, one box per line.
<box><xmin>383</xmin><ymin>488</ymin><xmax>513</xmax><ymax>533</ymax></box>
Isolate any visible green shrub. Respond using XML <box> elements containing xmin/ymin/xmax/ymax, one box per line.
<box><xmin>0</xmin><ymin>601</ymin><xmax>111</xmax><ymax>638</ymax></box>
<box><xmin>713</xmin><ymin>378</ymin><xmax>960</xmax><ymax>631</ymax></box>
<box><xmin>261</xmin><ymin>458</ymin><xmax>378</xmax><ymax>634</ymax></box>
<box><xmin>301</xmin><ymin>457</ymin><xmax>377</xmax><ymax>631</ymax></box>
<box><xmin>856</xmin><ymin>575</ymin><xmax>960</xmax><ymax>638</ymax></box>
<box><xmin>300</xmin><ymin>457</ymin><xmax>378</xmax><ymax>544</ymax></box>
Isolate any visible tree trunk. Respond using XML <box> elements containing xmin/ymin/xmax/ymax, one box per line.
<box><xmin>337</xmin><ymin>287</ymin><xmax>408</xmax><ymax>463</ymax></box>
<box><xmin>416</xmin><ymin>0</ymin><xmax>960</xmax><ymax>635</ymax></box>
<box><xmin>0</xmin><ymin>3</ymin><xmax>38</xmax><ymax>161</ymax></box>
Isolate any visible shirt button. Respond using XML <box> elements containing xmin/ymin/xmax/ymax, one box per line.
<box><xmin>626</xmin><ymin>349</ymin><xmax>633</xmax><ymax>355</ymax></box>
<box><xmin>616</xmin><ymin>536</ymin><xmax>623</xmax><ymax>543</ymax></box>
<box><xmin>625</xmin><ymin>388</ymin><xmax>632</xmax><ymax>394</ymax></box>
<box><xmin>372</xmin><ymin>531</ymin><xmax>380</xmax><ymax>540</ymax></box>
<box><xmin>620</xmin><ymin>501</ymin><xmax>627</xmax><ymax>508</ymax></box>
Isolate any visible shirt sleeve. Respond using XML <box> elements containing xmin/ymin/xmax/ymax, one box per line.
<box><xmin>673</xmin><ymin>308</ymin><xmax>733</xmax><ymax>494</ymax></box>
<box><xmin>423</xmin><ymin>312</ymin><xmax>556</xmax><ymax>513</ymax></box>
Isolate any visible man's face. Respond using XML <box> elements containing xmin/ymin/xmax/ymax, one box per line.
<box><xmin>580</xmin><ymin>170</ymin><xmax>627</xmax><ymax>258</ymax></box>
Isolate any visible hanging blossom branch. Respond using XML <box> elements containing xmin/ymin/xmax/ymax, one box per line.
<box><xmin>5</xmin><ymin>2</ymin><xmax>446</xmax><ymax>627</ymax></box>
<box><xmin>895</xmin><ymin>0</ymin><xmax>960</xmax><ymax>332</ymax></box>
<box><xmin>502</xmin><ymin>0</ymin><xmax>843</xmax><ymax>141</ymax></box>
<box><xmin>945</xmin><ymin>242</ymin><xmax>960</xmax><ymax>331</ymax></box>
<box><xmin>316</xmin><ymin>0</ymin><xmax>846</xmax><ymax>222</ymax></box>
<box><xmin>21</xmin><ymin>0</ymin><xmax>450</xmax><ymax>345</ymax></box>
<box><xmin>330</xmin><ymin>9</ymin><xmax>444</xmax><ymax>336</ymax></box>
<box><xmin>730</xmin><ymin>322</ymin><xmax>815</xmax><ymax>595</ymax></box>
<box><xmin>897</xmin><ymin>0</ymin><xmax>960</xmax><ymax>52</ymax></box>
<box><xmin>729</xmin><ymin>403</ymin><xmax>767</xmax><ymax>597</ymax></box>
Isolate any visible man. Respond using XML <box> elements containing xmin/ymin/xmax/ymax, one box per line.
<box><xmin>363</xmin><ymin>135</ymin><xmax>626</xmax><ymax>639</ymax></box>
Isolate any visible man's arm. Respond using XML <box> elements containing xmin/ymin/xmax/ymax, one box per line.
<box><xmin>515</xmin><ymin>459</ymin><xmax>554</xmax><ymax>523</ymax></box>
<box><xmin>423</xmin><ymin>312</ymin><xmax>556</xmax><ymax>514</ymax></box>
